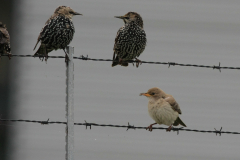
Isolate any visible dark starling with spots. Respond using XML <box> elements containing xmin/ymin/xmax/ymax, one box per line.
<box><xmin>112</xmin><ymin>12</ymin><xmax>147</xmax><ymax>67</ymax></box>
<box><xmin>0</xmin><ymin>22</ymin><xmax>11</xmax><ymax>59</ymax></box>
<box><xmin>33</xmin><ymin>6</ymin><xmax>82</xmax><ymax>61</ymax></box>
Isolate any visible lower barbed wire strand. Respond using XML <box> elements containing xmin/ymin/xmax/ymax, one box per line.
<box><xmin>0</xmin><ymin>119</ymin><xmax>239</xmax><ymax>135</ymax></box>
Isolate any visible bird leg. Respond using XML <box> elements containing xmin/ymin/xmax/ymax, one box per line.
<box><xmin>135</xmin><ymin>58</ymin><xmax>142</xmax><ymax>68</ymax></box>
<box><xmin>8</xmin><ymin>53</ymin><xmax>12</xmax><ymax>60</ymax></box>
<box><xmin>166</xmin><ymin>125</ymin><xmax>173</xmax><ymax>132</ymax></box>
<box><xmin>146</xmin><ymin>123</ymin><xmax>157</xmax><ymax>132</ymax></box>
<box><xmin>40</xmin><ymin>44</ymin><xmax>48</xmax><ymax>62</ymax></box>
<box><xmin>119</xmin><ymin>58</ymin><xmax>123</xmax><ymax>65</ymax></box>
<box><xmin>44</xmin><ymin>44</ymin><xmax>48</xmax><ymax>61</ymax></box>
<box><xmin>63</xmin><ymin>48</ymin><xmax>69</xmax><ymax>63</ymax></box>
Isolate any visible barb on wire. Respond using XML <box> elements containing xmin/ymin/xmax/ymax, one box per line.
<box><xmin>81</xmin><ymin>55</ymin><xmax>89</xmax><ymax>60</ymax></box>
<box><xmin>172</xmin><ymin>127</ymin><xmax>184</xmax><ymax>135</ymax></box>
<box><xmin>126</xmin><ymin>122</ymin><xmax>136</xmax><ymax>131</ymax></box>
<box><xmin>0</xmin><ymin>119</ymin><xmax>240</xmax><ymax>135</ymax></box>
<box><xmin>84</xmin><ymin>120</ymin><xmax>92</xmax><ymax>130</ymax></box>
<box><xmin>41</xmin><ymin>118</ymin><xmax>50</xmax><ymax>125</ymax></box>
<box><xmin>213</xmin><ymin>62</ymin><xmax>221</xmax><ymax>72</ymax></box>
<box><xmin>168</xmin><ymin>62</ymin><xmax>176</xmax><ymax>68</ymax></box>
<box><xmin>1</xmin><ymin>54</ymin><xmax>240</xmax><ymax>71</ymax></box>
<box><xmin>214</xmin><ymin>127</ymin><xmax>223</xmax><ymax>136</ymax></box>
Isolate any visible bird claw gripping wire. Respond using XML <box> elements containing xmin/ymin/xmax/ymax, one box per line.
<box><xmin>168</xmin><ymin>62</ymin><xmax>176</xmax><ymax>68</ymax></box>
<box><xmin>126</xmin><ymin>122</ymin><xmax>136</xmax><ymax>131</ymax></box>
<box><xmin>84</xmin><ymin>120</ymin><xmax>92</xmax><ymax>130</ymax></box>
<box><xmin>172</xmin><ymin>127</ymin><xmax>184</xmax><ymax>135</ymax></box>
<box><xmin>213</xmin><ymin>62</ymin><xmax>221</xmax><ymax>72</ymax></box>
<box><xmin>41</xmin><ymin>118</ymin><xmax>49</xmax><ymax>125</ymax></box>
<box><xmin>214</xmin><ymin>127</ymin><xmax>222</xmax><ymax>136</ymax></box>
<box><xmin>80</xmin><ymin>55</ymin><xmax>89</xmax><ymax>60</ymax></box>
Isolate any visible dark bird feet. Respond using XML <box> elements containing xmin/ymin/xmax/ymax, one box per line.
<box><xmin>118</xmin><ymin>58</ymin><xmax>128</xmax><ymax>67</ymax></box>
<box><xmin>65</xmin><ymin>54</ymin><xmax>69</xmax><ymax>62</ymax></box>
<box><xmin>146</xmin><ymin>123</ymin><xmax>157</xmax><ymax>132</ymax></box>
<box><xmin>133</xmin><ymin>58</ymin><xmax>142</xmax><ymax>68</ymax></box>
<box><xmin>41</xmin><ymin>55</ymin><xmax>48</xmax><ymax>62</ymax></box>
<box><xmin>63</xmin><ymin>48</ymin><xmax>70</xmax><ymax>63</ymax></box>
<box><xmin>8</xmin><ymin>53</ymin><xmax>12</xmax><ymax>60</ymax></box>
<box><xmin>146</xmin><ymin>125</ymin><xmax>153</xmax><ymax>132</ymax></box>
<box><xmin>166</xmin><ymin>125</ymin><xmax>172</xmax><ymax>132</ymax></box>
<box><xmin>35</xmin><ymin>54</ymin><xmax>48</xmax><ymax>62</ymax></box>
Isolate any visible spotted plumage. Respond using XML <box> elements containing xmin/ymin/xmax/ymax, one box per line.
<box><xmin>0</xmin><ymin>22</ymin><xmax>11</xmax><ymax>59</ymax></box>
<box><xmin>112</xmin><ymin>12</ymin><xmax>147</xmax><ymax>67</ymax></box>
<box><xmin>34</xmin><ymin>6</ymin><xmax>82</xmax><ymax>61</ymax></box>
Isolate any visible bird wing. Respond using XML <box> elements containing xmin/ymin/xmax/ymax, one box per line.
<box><xmin>0</xmin><ymin>31</ymin><xmax>3</xmax><ymax>43</ymax></box>
<box><xmin>164</xmin><ymin>95</ymin><xmax>182</xmax><ymax>114</ymax></box>
<box><xmin>113</xmin><ymin>27</ymin><xmax>123</xmax><ymax>52</ymax></box>
<box><xmin>33</xmin><ymin>34</ymin><xmax>41</xmax><ymax>51</ymax></box>
<box><xmin>0</xmin><ymin>28</ymin><xmax>10</xmax><ymax>44</ymax></box>
<box><xmin>34</xmin><ymin>15</ymin><xmax>53</xmax><ymax>51</ymax></box>
<box><xmin>33</xmin><ymin>16</ymin><xmax>52</xmax><ymax>51</ymax></box>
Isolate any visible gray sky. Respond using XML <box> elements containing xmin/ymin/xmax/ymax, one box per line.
<box><xmin>7</xmin><ymin>0</ymin><xmax>240</xmax><ymax>160</ymax></box>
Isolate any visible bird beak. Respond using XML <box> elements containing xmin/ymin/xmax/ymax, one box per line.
<box><xmin>139</xmin><ymin>93</ymin><xmax>151</xmax><ymax>97</ymax></box>
<box><xmin>73</xmin><ymin>12</ymin><xmax>82</xmax><ymax>15</ymax></box>
<box><xmin>114</xmin><ymin>16</ymin><xmax>124</xmax><ymax>19</ymax></box>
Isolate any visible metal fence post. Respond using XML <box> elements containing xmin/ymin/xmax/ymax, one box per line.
<box><xmin>65</xmin><ymin>46</ymin><xmax>74</xmax><ymax>160</ymax></box>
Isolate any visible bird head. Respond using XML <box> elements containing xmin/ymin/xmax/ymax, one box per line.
<box><xmin>140</xmin><ymin>87</ymin><xmax>165</xmax><ymax>100</ymax></box>
<box><xmin>0</xmin><ymin>22</ymin><xmax>6</xmax><ymax>28</ymax></box>
<box><xmin>54</xmin><ymin>6</ymin><xmax>82</xmax><ymax>19</ymax></box>
<box><xmin>115</xmin><ymin>12</ymin><xmax>143</xmax><ymax>28</ymax></box>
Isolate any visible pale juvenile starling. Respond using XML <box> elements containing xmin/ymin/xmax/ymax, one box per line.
<box><xmin>140</xmin><ymin>87</ymin><xmax>187</xmax><ymax>132</ymax></box>
<box><xmin>33</xmin><ymin>6</ymin><xmax>82</xmax><ymax>61</ymax></box>
<box><xmin>0</xmin><ymin>22</ymin><xmax>11</xmax><ymax>59</ymax></box>
<box><xmin>112</xmin><ymin>12</ymin><xmax>147</xmax><ymax>67</ymax></box>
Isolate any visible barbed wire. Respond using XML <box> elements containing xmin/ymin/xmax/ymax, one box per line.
<box><xmin>1</xmin><ymin>54</ymin><xmax>240</xmax><ymax>71</ymax></box>
<box><xmin>1</xmin><ymin>119</ymin><xmax>239</xmax><ymax>136</ymax></box>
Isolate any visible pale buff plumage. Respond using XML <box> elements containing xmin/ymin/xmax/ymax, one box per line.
<box><xmin>140</xmin><ymin>87</ymin><xmax>186</xmax><ymax>132</ymax></box>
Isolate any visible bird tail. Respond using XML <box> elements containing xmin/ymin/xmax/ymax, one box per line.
<box><xmin>33</xmin><ymin>43</ymin><xmax>52</xmax><ymax>56</ymax></box>
<box><xmin>121</xmin><ymin>62</ymin><xmax>128</xmax><ymax>67</ymax></box>
<box><xmin>112</xmin><ymin>51</ymin><xmax>119</xmax><ymax>67</ymax></box>
<box><xmin>33</xmin><ymin>39</ymin><xmax>40</xmax><ymax>51</ymax></box>
<box><xmin>112</xmin><ymin>52</ymin><xmax>128</xmax><ymax>67</ymax></box>
<box><xmin>173</xmin><ymin>117</ymin><xmax>187</xmax><ymax>127</ymax></box>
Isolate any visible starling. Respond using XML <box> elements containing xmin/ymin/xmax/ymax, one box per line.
<box><xmin>112</xmin><ymin>12</ymin><xmax>147</xmax><ymax>67</ymax></box>
<box><xmin>140</xmin><ymin>87</ymin><xmax>187</xmax><ymax>132</ymax></box>
<box><xmin>0</xmin><ymin>22</ymin><xmax>11</xmax><ymax>59</ymax></box>
<box><xmin>33</xmin><ymin>6</ymin><xmax>82</xmax><ymax>61</ymax></box>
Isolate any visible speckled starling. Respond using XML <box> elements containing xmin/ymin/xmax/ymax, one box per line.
<box><xmin>33</xmin><ymin>6</ymin><xmax>82</xmax><ymax>61</ymax></box>
<box><xmin>0</xmin><ymin>22</ymin><xmax>11</xmax><ymax>59</ymax></box>
<box><xmin>140</xmin><ymin>87</ymin><xmax>187</xmax><ymax>132</ymax></box>
<box><xmin>112</xmin><ymin>12</ymin><xmax>146</xmax><ymax>67</ymax></box>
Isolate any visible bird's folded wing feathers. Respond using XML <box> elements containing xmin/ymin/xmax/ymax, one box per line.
<box><xmin>33</xmin><ymin>38</ymin><xmax>40</xmax><ymax>50</ymax></box>
<box><xmin>114</xmin><ymin>28</ymin><xmax>123</xmax><ymax>51</ymax></box>
<box><xmin>0</xmin><ymin>28</ymin><xmax>10</xmax><ymax>44</ymax></box>
<box><xmin>164</xmin><ymin>95</ymin><xmax>182</xmax><ymax>114</ymax></box>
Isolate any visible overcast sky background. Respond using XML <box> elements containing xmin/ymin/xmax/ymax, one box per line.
<box><xmin>6</xmin><ymin>0</ymin><xmax>240</xmax><ymax>160</ymax></box>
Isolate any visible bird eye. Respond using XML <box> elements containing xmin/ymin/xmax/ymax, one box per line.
<box><xmin>69</xmin><ymin>11</ymin><xmax>74</xmax><ymax>14</ymax></box>
<box><xmin>125</xmin><ymin>17</ymin><xmax>129</xmax><ymax>19</ymax></box>
<box><xmin>151</xmin><ymin>93</ymin><xmax>155</xmax><ymax>95</ymax></box>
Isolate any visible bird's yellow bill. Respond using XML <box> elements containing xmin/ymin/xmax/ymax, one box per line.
<box><xmin>140</xmin><ymin>93</ymin><xmax>151</xmax><ymax>97</ymax></box>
